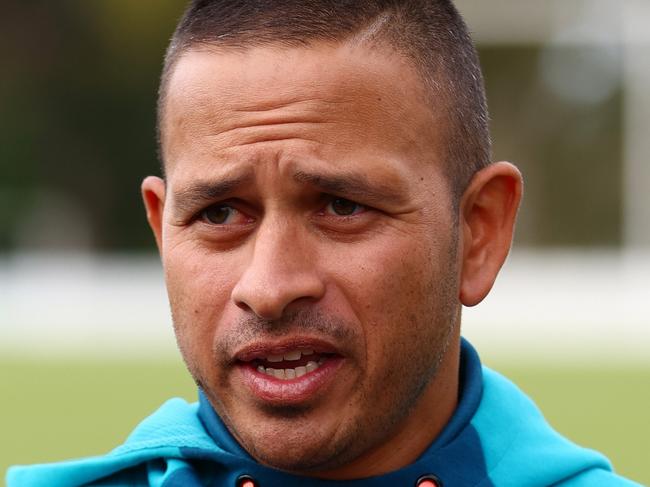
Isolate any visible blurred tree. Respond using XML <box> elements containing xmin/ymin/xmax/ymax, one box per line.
<box><xmin>482</xmin><ymin>46</ymin><xmax>622</xmax><ymax>247</ymax></box>
<box><xmin>1</xmin><ymin>1</ymin><xmax>184</xmax><ymax>251</ymax></box>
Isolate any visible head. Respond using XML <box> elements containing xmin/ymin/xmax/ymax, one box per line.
<box><xmin>142</xmin><ymin>0</ymin><xmax>522</xmax><ymax>480</ymax></box>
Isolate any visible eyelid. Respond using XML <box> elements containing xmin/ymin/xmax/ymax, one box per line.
<box><xmin>187</xmin><ymin>196</ymin><xmax>371</xmax><ymax>224</ymax></box>
<box><xmin>200</xmin><ymin>204</ymin><xmax>232</xmax><ymax>225</ymax></box>
<box><xmin>194</xmin><ymin>201</ymin><xmax>254</xmax><ymax>226</ymax></box>
<box><xmin>320</xmin><ymin>196</ymin><xmax>369</xmax><ymax>217</ymax></box>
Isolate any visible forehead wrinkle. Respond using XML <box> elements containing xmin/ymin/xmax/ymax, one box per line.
<box><xmin>184</xmin><ymin>98</ymin><xmax>353</xmax><ymax>145</ymax></box>
<box><xmin>166</xmin><ymin>97</ymin><xmax>352</xmax><ymax>166</ymax></box>
<box><xmin>203</xmin><ymin>122</ymin><xmax>335</xmax><ymax>151</ymax></box>
<box><xmin>229</xmin><ymin>94</ymin><xmax>352</xmax><ymax>114</ymax></box>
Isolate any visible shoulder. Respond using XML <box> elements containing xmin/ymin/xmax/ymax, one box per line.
<box><xmin>5</xmin><ymin>397</ymin><xmax>222</xmax><ymax>487</ymax></box>
<box><xmin>473</xmin><ymin>367</ymin><xmax>642</xmax><ymax>486</ymax></box>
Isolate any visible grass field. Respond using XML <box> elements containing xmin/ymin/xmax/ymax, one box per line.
<box><xmin>2</xmin><ymin>357</ymin><xmax>648</xmax><ymax>485</ymax></box>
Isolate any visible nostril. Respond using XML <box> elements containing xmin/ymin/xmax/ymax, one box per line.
<box><xmin>234</xmin><ymin>298</ymin><xmax>252</xmax><ymax>313</ymax></box>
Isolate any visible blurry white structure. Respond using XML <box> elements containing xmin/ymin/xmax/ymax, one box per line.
<box><xmin>0</xmin><ymin>254</ymin><xmax>176</xmax><ymax>358</ymax></box>
<box><xmin>462</xmin><ymin>250</ymin><xmax>650</xmax><ymax>364</ymax></box>
<box><xmin>0</xmin><ymin>251</ymin><xmax>648</xmax><ymax>363</ymax></box>
<box><xmin>456</xmin><ymin>0</ymin><xmax>650</xmax><ymax>248</ymax></box>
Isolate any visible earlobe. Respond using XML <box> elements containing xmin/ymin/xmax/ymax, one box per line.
<box><xmin>141</xmin><ymin>176</ymin><xmax>167</xmax><ymax>252</ymax></box>
<box><xmin>458</xmin><ymin>162</ymin><xmax>522</xmax><ymax>306</ymax></box>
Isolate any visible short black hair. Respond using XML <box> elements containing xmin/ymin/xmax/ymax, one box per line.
<box><xmin>158</xmin><ymin>0</ymin><xmax>490</xmax><ymax>203</ymax></box>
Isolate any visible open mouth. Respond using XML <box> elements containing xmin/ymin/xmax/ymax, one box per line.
<box><xmin>234</xmin><ymin>342</ymin><xmax>344</xmax><ymax>403</ymax></box>
<box><xmin>248</xmin><ymin>348</ymin><xmax>334</xmax><ymax>380</ymax></box>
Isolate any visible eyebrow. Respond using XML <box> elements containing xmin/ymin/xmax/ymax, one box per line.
<box><xmin>292</xmin><ymin>169</ymin><xmax>408</xmax><ymax>206</ymax></box>
<box><xmin>171</xmin><ymin>173</ymin><xmax>253</xmax><ymax>215</ymax></box>
<box><xmin>170</xmin><ymin>168</ymin><xmax>408</xmax><ymax>216</ymax></box>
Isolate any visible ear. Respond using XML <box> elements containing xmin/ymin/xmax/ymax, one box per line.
<box><xmin>458</xmin><ymin>162</ymin><xmax>522</xmax><ymax>306</ymax></box>
<box><xmin>141</xmin><ymin>176</ymin><xmax>166</xmax><ymax>252</ymax></box>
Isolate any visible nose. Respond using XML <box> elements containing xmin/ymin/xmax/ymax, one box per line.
<box><xmin>231</xmin><ymin>218</ymin><xmax>325</xmax><ymax>320</ymax></box>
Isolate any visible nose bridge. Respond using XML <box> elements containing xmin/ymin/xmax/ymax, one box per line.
<box><xmin>254</xmin><ymin>215</ymin><xmax>304</xmax><ymax>277</ymax></box>
<box><xmin>231</xmin><ymin>214</ymin><xmax>324</xmax><ymax>319</ymax></box>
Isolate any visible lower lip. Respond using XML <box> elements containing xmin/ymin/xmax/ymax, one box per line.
<box><xmin>237</xmin><ymin>357</ymin><xmax>343</xmax><ymax>405</ymax></box>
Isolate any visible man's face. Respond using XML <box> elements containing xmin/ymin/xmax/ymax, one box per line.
<box><xmin>156</xmin><ymin>41</ymin><xmax>462</xmax><ymax>475</ymax></box>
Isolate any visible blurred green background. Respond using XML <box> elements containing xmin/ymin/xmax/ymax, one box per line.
<box><xmin>1</xmin><ymin>1</ymin><xmax>182</xmax><ymax>252</ymax></box>
<box><xmin>1</xmin><ymin>1</ymin><xmax>648</xmax><ymax>486</ymax></box>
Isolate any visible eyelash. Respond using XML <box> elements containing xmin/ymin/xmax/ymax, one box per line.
<box><xmin>194</xmin><ymin>196</ymin><xmax>368</xmax><ymax>228</ymax></box>
<box><xmin>199</xmin><ymin>205</ymin><xmax>239</xmax><ymax>225</ymax></box>
<box><xmin>321</xmin><ymin>197</ymin><xmax>367</xmax><ymax>217</ymax></box>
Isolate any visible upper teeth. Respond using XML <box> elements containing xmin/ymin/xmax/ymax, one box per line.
<box><xmin>266</xmin><ymin>349</ymin><xmax>314</xmax><ymax>362</ymax></box>
<box><xmin>257</xmin><ymin>360</ymin><xmax>323</xmax><ymax>380</ymax></box>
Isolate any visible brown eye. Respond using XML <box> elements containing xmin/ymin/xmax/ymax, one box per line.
<box><xmin>329</xmin><ymin>198</ymin><xmax>362</xmax><ymax>216</ymax></box>
<box><xmin>202</xmin><ymin>205</ymin><xmax>232</xmax><ymax>224</ymax></box>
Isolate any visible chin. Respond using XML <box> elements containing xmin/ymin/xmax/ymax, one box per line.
<box><xmin>236</xmin><ymin>420</ymin><xmax>357</xmax><ymax>474</ymax></box>
<box><xmin>255</xmin><ymin>446</ymin><xmax>351</xmax><ymax>475</ymax></box>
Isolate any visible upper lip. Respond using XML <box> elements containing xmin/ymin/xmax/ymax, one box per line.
<box><xmin>233</xmin><ymin>336</ymin><xmax>342</xmax><ymax>363</ymax></box>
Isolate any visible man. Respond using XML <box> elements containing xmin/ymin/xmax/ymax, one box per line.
<box><xmin>7</xmin><ymin>1</ymin><xmax>639</xmax><ymax>486</ymax></box>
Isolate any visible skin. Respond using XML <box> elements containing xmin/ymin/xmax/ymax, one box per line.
<box><xmin>142</xmin><ymin>40</ymin><xmax>522</xmax><ymax>479</ymax></box>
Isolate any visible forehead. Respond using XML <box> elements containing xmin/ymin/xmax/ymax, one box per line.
<box><xmin>164</xmin><ymin>40</ymin><xmax>430</xmax><ymax>121</ymax></box>
<box><xmin>160</xmin><ymin>41</ymin><xmax>447</xmax><ymax>188</ymax></box>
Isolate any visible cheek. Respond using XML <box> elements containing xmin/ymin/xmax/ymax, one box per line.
<box><xmin>333</xmin><ymin>235</ymin><xmax>439</xmax><ymax>319</ymax></box>
<box><xmin>330</xmin><ymin>231</ymin><xmax>456</xmax><ymax>368</ymax></box>
<box><xmin>162</xmin><ymin>242</ymin><xmax>240</xmax><ymax>359</ymax></box>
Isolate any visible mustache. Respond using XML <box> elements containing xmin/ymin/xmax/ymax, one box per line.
<box><xmin>214</xmin><ymin>308</ymin><xmax>359</xmax><ymax>361</ymax></box>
